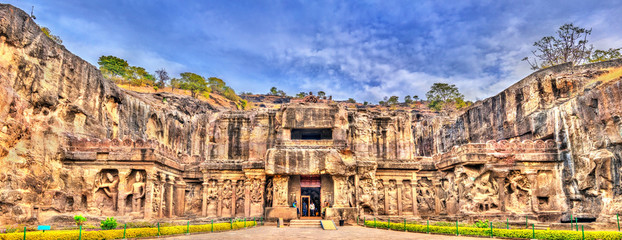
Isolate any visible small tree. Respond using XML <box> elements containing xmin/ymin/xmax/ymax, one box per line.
<box><xmin>589</xmin><ymin>48</ymin><xmax>622</xmax><ymax>63</ymax></box>
<box><xmin>317</xmin><ymin>91</ymin><xmax>326</xmax><ymax>98</ymax></box>
<box><xmin>270</xmin><ymin>87</ymin><xmax>278</xmax><ymax>95</ymax></box>
<box><xmin>155</xmin><ymin>68</ymin><xmax>170</xmax><ymax>89</ymax></box>
<box><xmin>40</xmin><ymin>26</ymin><xmax>62</xmax><ymax>44</ymax></box>
<box><xmin>295</xmin><ymin>92</ymin><xmax>308</xmax><ymax>98</ymax></box>
<box><xmin>404</xmin><ymin>95</ymin><xmax>412</xmax><ymax>104</ymax></box>
<box><xmin>98</xmin><ymin>55</ymin><xmax>129</xmax><ymax>79</ymax></box>
<box><xmin>347</xmin><ymin>98</ymin><xmax>356</xmax><ymax>103</ymax></box>
<box><xmin>176</xmin><ymin>72</ymin><xmax>210</xmax><ymax>98</ymax></box>
<box><xmin>387</xmin><ymin>96</ymin><xmax>399</xmax><ymax>106</ymax></box>
<box><xmin>426</xmin><ymin>83</ymin><xmax>465</xmax><ymax>111</ymax></box>
<box><xmin>522</xmin><ymin>23</ymin><xmax>593</xmax><ymax>70</ymax></box>
<box><xmin>208</xmin><ymin>77</ymin><xmax>226</xmax><ymax>93</ymax></box>
<box><xmin>74</xmin><ymin>215</ymin><xmax>87</xmax><ymax>226</ymax></box>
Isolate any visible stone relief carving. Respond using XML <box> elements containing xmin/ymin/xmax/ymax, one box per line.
<box><xmin>416</xmin><ymin>178</ymin><xmax>435</xmax><ymax>213</ymax></box>
<box><xmin>347</xmin><ymin>177</ymin><xmax>355</xmax><ymax>207</ymax></box>
<box><xmin>376</xmin><ymin>179</ymin><xmax>385</xmax><ymax>214</ymax></box>
<box><xmin>93</xmin><ymin>170</ymin><xmax>120</xmax><ymax>212</ymax></box>
<box><xmin>387</xmin><ymin>180</ymin><xmax>398</xmax><ymax>215</ymax></box>
<box><xmin>222</xmin><ymin>180</ymin><xmax>232</xmax><ymax>213</ymax></box>
<box><xmin>236</xmin><ymin>180</ymin><xmax>245</xmax><ymax>214</ymax></box>
<box><xmin>130</xmin><ymin>171</ymin><xmax>146</xmax><ymax>213</ymax></box>
<box><xmin>505</xmin><ymin>171</ymin><xmax>531</xmax><ymax>212</ymax></box>
<box><xmin>358</xmin><ymin>179</ymin><xmax>376</xmax><ymax>215</ymax></box>
<box><xmin>402</xmin><ymin>180</ymin><xmax>413</xmax><ymax>212</ymax></box>
<box><xmin>207</xmin><ymin>180</ymin><xmax>219</xmax><ymax>216</ymax></box>
<box><xmin>472</xmin><ymin>171</ymin><xmax>498</xmax><ymax>212</ymax></box>
<box><xmin>265</xmin><ymin>178</ymin><xmax>273</xmax><ymax>207</ymax></box>
<box><xmin>578</xmin><ymin>142</ymin><xmax>614</xmax><ymax>197</ymax></box>
<box><xmin>273</xmin><ymin>176</ymin><xmax>288</xmax><ymax>207</ymax></box>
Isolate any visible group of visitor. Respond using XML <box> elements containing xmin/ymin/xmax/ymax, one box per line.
<box><xmin>292</xmin><ymin>200</ymin><xmax>331</xmax><ymax>217</ymax></box>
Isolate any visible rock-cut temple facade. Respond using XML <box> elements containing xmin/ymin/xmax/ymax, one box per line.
<box><xmin>1</xmin><ymin>4</ymin><xmax>622</xmax><ymax>225</ymax></box>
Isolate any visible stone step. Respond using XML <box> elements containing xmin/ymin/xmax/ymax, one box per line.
<box><xmin>290</xmin><ymin>220</ymin><xmax>323</xmax><ymax>228</ymax></box>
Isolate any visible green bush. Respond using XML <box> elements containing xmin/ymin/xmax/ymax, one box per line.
<box><xmin>0</xmin><ymin>221</ymin><xmax>257</xmax><ymax>240</ymax></box>
<box><xmin>474</xmin><ymin>219</ymin><xmax>489</xmax><ymax>228</ymax></box>
<box><xmin>100</xmin><ymin>217</ymin><xmax>118</xmax><ymax>230</ymax></box>
<box><xmin>364</xmin><ymin>220</ymin><xmax>622</xmax><ymax>240</ymax></box>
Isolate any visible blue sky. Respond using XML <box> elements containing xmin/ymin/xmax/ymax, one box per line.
<box><xmin>4</xmin><ymin>0</ymin><xmax>622</xmax><ymax>102</ymax></box>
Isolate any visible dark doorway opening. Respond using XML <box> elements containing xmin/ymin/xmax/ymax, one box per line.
<box><xmin>301</xmin><ymin>187</ymin><xmax>320</xmax><ymax>218</ymax></box>
<box><xmin>291</xmin><ymin>128</ymin><xmax>332</xmax><ymax>140</ymax></box>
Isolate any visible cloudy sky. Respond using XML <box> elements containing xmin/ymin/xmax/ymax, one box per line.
<box><xmin>4</xmin><ymin>0</ymin><xmax>622</xmax><ymax>102</ymax></box>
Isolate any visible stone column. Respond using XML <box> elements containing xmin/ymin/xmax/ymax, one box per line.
<box><xmin>526</xmin><ymin>173</ymin><xmax>538</xmax><ymax>213</ymax></box>
<box><xmin>167</xmin><ymin>175</ymin><xmax>175</xmax><ymax>218</ymax></box>
<box><xmin>397</xmin><ymin>182</ymin><xmax>403</xmax><ymax>216</ymax></box>
<box><xmin>202</xmin><ymin>181</ymin><xmax>208</xmax><ymax>217</ymax></box>
<box><xmin>158</xmin><ymin>173</ymin><xmax>166</xmax><ymax>218</ymax></box>
<box><xmin>244</xmin><ymin>179</ymin><xmax>251</xmax><ymax>217</ymax></box>
<box><xmin>373</xmin><ymin>179</ymin><xmax>378</xmax><ymax>216</ymax></box>
<box><xmin>217</xmin><ymin>180</ymin><xmax>223</xmax><ymax>217</ymax></box>
<box><xmin>411</xmin><ymin>180</ymin><xmax>418</xmax><ymax>216</ymax></box>
<box><xmin>175</xmin><ymin>180</ymin><xmax>186</xmax><ymax>216</ymax></box>
<box><xmin>354</xmin><ymin>174</ymin><xmax>360</xmax><ymax>208</ymax></box>
<box><xmin>495</xmin><ymin>173</ymin><xmax>507</xmax><ymax>213</ymax></box>
<box><xmin>144</xmin><ymin>171</ymin><xmax>155</xmax><ymax>219</ymax></box>
<box><xmin>433</xmin><ymin>178</ymin><xmax>441</xmax><ymax>215</ymax></box>
<box><xmin>384</xmin><ymin>179</ymin><xmax>389</xmax><ymax>214</ymax></box>
<box><xmin>231</xmin><ymin>179</ymin><xmax>237</xmax><ymax>216</ymax></box>
<box><xmin>117</xmin><ymin>169</ymin><xmax>131</xmax><ymax>216</ymax></box>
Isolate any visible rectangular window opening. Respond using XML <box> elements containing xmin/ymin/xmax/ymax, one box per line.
<box><xmin>291</xmin><ymin>128</ymin><xmax>332</xmax><ymax>140</ymax></box>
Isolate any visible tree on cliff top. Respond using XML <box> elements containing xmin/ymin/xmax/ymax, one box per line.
<box><xmin>522</xmin><ymin>23</ymin><xmax>593</xmax><ymax>70</ymax></box>
<box><xmin>426</xmin><ymin>83</ymin><xmax>466</xmax><ymax>111</ymax></box>
<box><xmin>589</xmin><ymin>48</ymin><xmax>622</xmax><ymax>63</ymax></box>
<box><xmin>155</xmin><ymin>69</ymin><xmax>170</xmax><ymax>89</ymax></box>
<box><xmin>98</xmin><ymin>55</ymin><xmax>129</xmax><ymax>78</ymax></box>
<box><xmin>40</xmin><ymin>26</ymin><xmax>62</xmax><ymax>45</ymax></box>
<box><xmin>174</xmin><ymin>72</ymin><xmax>211</xmax><ymax>98</ymax></box>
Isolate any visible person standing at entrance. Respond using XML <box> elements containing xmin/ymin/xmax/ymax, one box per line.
<box><xmin>302</xmin><ymin>201</ymin><xmax>308</xmax><ymax>216</ymax></box>
<box><xmin>310</xmin><ymin>202</ymin><xmax>315</xmax><ymax>216</ymax></box>
<box><xmin>293</xmin><ymin>200</ymin><xmax>298</xmax><ymax>216</ymax></box>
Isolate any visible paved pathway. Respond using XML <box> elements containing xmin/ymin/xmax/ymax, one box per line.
<box><xmin>159</xmin><ymin>226</ymin><xmax>485</xmax><ymax>239</ymax></box>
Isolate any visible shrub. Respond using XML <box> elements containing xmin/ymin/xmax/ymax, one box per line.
<box><xmin>364</xmin><ymin>220</ymin><xmax>622</xmax><ymax>240</ymax></box>
<box><xmin>0</xmin><ymin>221</ymin><xmax>257</xmax><ymax>240</ymax></box>
<box><xmin>100</xmin><ymin>217</ymin><xmax>118</xmax><ymax>230</ymax></box>
<box><xmin>474</xmin><ymin>219</ymin><xmax>489</xmax><ymax>228</ymax></box>
<box><xmin>73</xmin><ymin>215</ymin><xmax>87</xmax><ymax>226</ymax></box>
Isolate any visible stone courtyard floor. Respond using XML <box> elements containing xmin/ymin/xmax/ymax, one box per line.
<box><xmin>158</xmin><ymin>226</ymin><xmax>485</xmax><ymax>239</ymax></box>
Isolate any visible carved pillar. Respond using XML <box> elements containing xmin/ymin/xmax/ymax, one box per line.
<box><xmin>433</xmin><ymin>178</ymin><xmax>441</xmax><ymax>215</ymax></box>
<box><xmin>384</xmin><ymin>179</ymin><xmax>389</xmax><ymax>214</ymax></box>
<box><xmin>354</xmin><ymin>174</ymin><xmax>360</xmax><ymax>209</ymax></box>
<box><xmin>217</xmin><ymin>180</ymin><xmax>223</xmax><ymax>216</ymax></box>
<box><xmin>202</xmin><ymin>181</ymin><xmax>208</xmax><ymax>217</ymax></box>
<box><xmin>144</xmin><ymin>171</ymin><xmax>155</xmax><ymax>219</ymax></box>
<box><xmin>526</xmin><ymin>173</ymin><xmax>538</xmax><ymax>213</ymax></box>
<box><xmin>158</xmin><ymin>173</ymin><xmax>166</xmax><ymax>218</ymax></box>
<box><xmin>117</xmin><ymin>169</ymin><xmax>131</xmax><ymax>215</ymax></box>
<box><xmin>231</xmin><ymin>179</ymin><xmax>237</xmax><ymax>216</ymax></box>
<box><xmin>411</xmin><ymin>179</ymin><xmax>418</xmax><ymax>216</ymax></box>
<box><xmin>495</xmin><ymin>173</ymin><xmax>507</xmax><ymax>213</ymax></box>
<box><xmin>244</xmin><ymin>179</ymin><xmax>251</xmax><ymax>217</ymax></box>
<box><xmin>166</xmin><ymin>175</ymin><xmax>174</xmax><ymax>217</ymax></box>
<box><xmin>373</xmin><ymin>179</ymin><xmax>378</xmax><ymax>216</ymax></box>
<box><xmin>397</xmin><ymin>182</ymin><xmax>403</xmax><ymax>216</ymax></box>
<box><xmin>175</xmin><ymin>179</ymin><xmax>186</xmax><ymax>216</ymax></box>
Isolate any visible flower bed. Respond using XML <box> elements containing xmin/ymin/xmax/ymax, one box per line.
<box><xmin>363</xmin><ymin>220</ymin><xmax>622</xmax><ymax>240</ymax></box>
<box><xmin>0</xmin><ymin>221</ymin><xmax>256</xmax><ymax>240</ymax></box>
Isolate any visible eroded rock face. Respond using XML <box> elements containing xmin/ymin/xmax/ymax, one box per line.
<box><xmin>1</xmin><ymin>4</ymin><xmax>622</xmax><ymax>225</ymax></box>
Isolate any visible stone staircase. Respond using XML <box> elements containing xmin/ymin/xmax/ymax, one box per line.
<box><xmin>290</xmin><ymin>219</ymin><xmax>323</xmax><ymax>228</ymax></box>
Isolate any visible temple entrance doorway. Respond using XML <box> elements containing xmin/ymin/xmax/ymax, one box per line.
<box><xmin>300</xmin><ymin>175</ymin><xmax>321</xmax><ymax>219</ymax></box>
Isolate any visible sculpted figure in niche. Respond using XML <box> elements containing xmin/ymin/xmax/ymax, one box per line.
<box><xmin>265</xmin><ymin>179</ymin><xmax>273</xmax><ymax>207</ymax></box>
<box><xmin>402</xmin><ymin>181</ymin><xmax>413</xmax><ymax>212</ymax></box>
<box><xmin>472</xmin><ymin>172</ymin><xmax>498</xmax><ymax>212</ymax></box>
<box><xmin>152</xmin><ymin>181</ymin><xmax>160</xmax><ymax>214</ymax></box>
<box><xmin>505</xmin><ymin>171</ymin><xmax>531</xmax><ymax>212</ymax></box>
<box><xmin>358</xmin><ymin>179</ymin><xmax>375</xmax><ymax>215</ymax></box>
<box><xmin>578</xmin><ymin>141</ymin><xmax>614</xmax><ymax>197</ymax></box>
<box><xmin>94</xmin><ymin>172</ymin><xmax>120</xmax><ymax>211</ymax></box>
<box><xmin>273</xmin><ymin>177</ymin><xmax>288</xmax><ymax>206</ymax></box>
<box><xmin>387</xmin><ymin>180</ymin><xmax>398</xmax><ymax>215</ymax></box>
<box><xmin>347</xmin><ymin>178</ymin><xmax>355</xmax><ymax>207</ymax></box>
<box><xmin>417</xmin><ymin>180</ymin><xmax>435</xmax><ymax>213</ymax></box>
<box><xmin>251</xmin><ymin>179</ymin><xmax>263</xmax><ymax>204</ymax></box>
<box><xmin>222</xmin><ymin>180</ymin><xmax>232</xmax><ymax>212</ymax></box>
<box><xmin>131</xmin><ymin>172</ymin><xmax>146</xmax><ymax>213</ymax></box>
<box><xmin>236</xmin><ymin>180</ymin><xmax>245</xmax><ymax>214</ymax></box>
<box><xmin>456</xmin><ymin>172</ymin><xmax>474</xmax><ymax>212</ymax></box>
<box><xmin>207</xmin><ymin>180</ymin><xmax>219</xmax><ymax>216</ymax></box>
<box><xmin>376</xmin><ymin>180</ymin><xmax>385</xmax><ymax>214</ymax></box>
